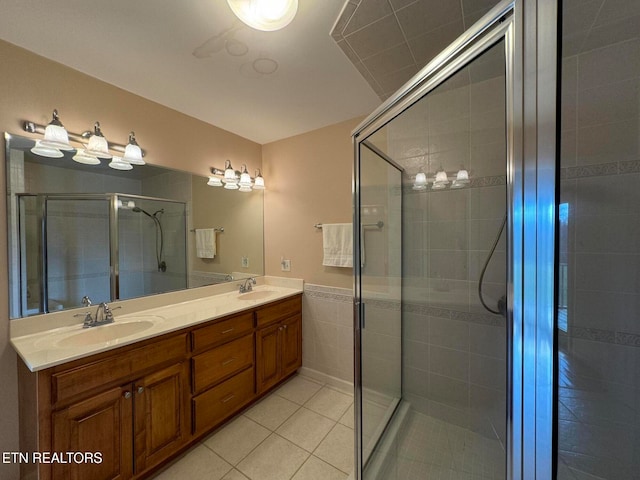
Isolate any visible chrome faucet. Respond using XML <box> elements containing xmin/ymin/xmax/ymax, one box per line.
<box><xmin>75</xmin><ymin>302</ymin><xmax>121</xmax><ymax>328</ymax></box>
<box><xmin>238</xmin><ymin>277</ymin><xmax>256</xmax><ymax>293</ymax></box>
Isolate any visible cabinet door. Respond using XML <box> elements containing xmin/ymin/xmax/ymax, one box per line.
<box><xmin>281</xmin><ymin>314</ymin><xmax>302</xmax><ymax>378</ymax></box>
<box><xmin>52</xmin><ymin>385</ymin><xmax>133</xmax><ymax>480</ymax></box>
<box><xmin>256</xmin><ymin>323</ymin><xmax>281</xmax><ymax>394</ymax></box>
<box><xmin>134</xmin><ymin>363</ymin><xmax>188</xmax><ymax>474</ymax></box>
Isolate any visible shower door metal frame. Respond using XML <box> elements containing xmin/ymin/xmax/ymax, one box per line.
<box><xmin>351</xmin><ymin>0</ymin><xmax>558</xmax><ymax>478</ymax></box>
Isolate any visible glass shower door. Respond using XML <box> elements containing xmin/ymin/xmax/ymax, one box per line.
<box><xmin>45</xmin><ymin>197</ymin><xmax>111</xmax><ymax>310</ymax></box>
<box><xmin>357</xmin><ymin>142</ymin><xmax>403</xmax><ymax>472</ymax></box>
<box><xmin>354</xmin><ymin>22</ymin><xmax>511</xmax><ymax>480</ymax></box>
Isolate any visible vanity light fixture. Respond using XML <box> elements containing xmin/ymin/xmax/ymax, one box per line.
<box><xmin>30</xmin><ymin>109</ymin><xmax>73</xmax><ymax>158</ymax></box>
<box><xmin>108</xmin><ymin>156</ymin><xmax>133</xmax><ymax>171</ymax></box>
<box><xmin>227</xmin><ymin>0</ymin><xmax>298</xmax><ymax>31</ymax></box>
<box><xmin>208</xmin><ymin>163</ymin><xmax>265</xmax><ymax>192</ymax></box>
<box><xmin>72</xmin><ymin>148</ymin><xmax>101</xmax><ymax>165</ymax></box>
<box><xmin>23</xmin><ymin>109</ymin><xmax>147</xmax><ymax>170</ymax></box>
<box><xmin>253</xmin><ymin>169</ymin><xmax>265</xmax><ymax>190</ymax></box>
<box><xmin>223</xmin><ymin>160</ymin><xmax>238</xmax><ymax>185</ymax></box>
<box><xmin>84</xmin><ymin>122</ymin><xmax>112</xmax><ymax>159</ymax></box>
<box><xmin>122</xmin><ymin>132</ymin><xmax>145</xmax><ymax>165</ymax></box>
<box><xmin>238</xmin><ymin>164</ymin><xmax>253</xmax><ymax>191</ymax></box>
<box><xmin>412</xmin><ymin>170</ymin><xmax>428</xmax><ymax>191</ymax></box>
<box><xmin>411</xmin><ymin>165</ymin><xmax>472</xmax><ymax>191</ymax></box>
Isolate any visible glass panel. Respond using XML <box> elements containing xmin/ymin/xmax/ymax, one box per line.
<box><xmin>358</xmin><ymin>39</ymin><xmax>507</xmax><ymax>480</ymax></box>
<box><xmin>556</xmin><ymin>1</ymin><xmax>640</xmax><ymax>477</ymax></box>
<box><xmin>359</xmin><ymin>143</ymin><xmax>402</xmax><ymax>471</ymax></box>
<box><xmin>45</xmin><ymin>198</ymin><xmax>111</xmax><ymax>310</ymax></box>
<box><xmin>117</xmin><ymin>196</ymin><xmax>187</xmax><ymax>300</ymax></box>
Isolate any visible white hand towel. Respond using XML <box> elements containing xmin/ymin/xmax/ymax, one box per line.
<box><xmin>322</xmin><ymin>223</ymin><xmax>353</xmax><ymax>267</ymax></box>
<box><xmin>196</xmin><ymin>229</ymin><xmax>216</xmax><ymax>258</ymax></box>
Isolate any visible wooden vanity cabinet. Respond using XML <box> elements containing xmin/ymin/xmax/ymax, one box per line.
<box><xmin>20</xmin><ymin>294</ymin><xmax>303</xmax><ymax>480</ymax></box>
<box><xmin>256</xmin><ymin>296</ymin><xmax>303</xmax><ymax>394</ymax></box>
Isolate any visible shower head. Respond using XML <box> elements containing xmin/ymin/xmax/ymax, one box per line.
<box><xmin>132</xmin><ymin>206</ymin><xmax>154</xmax><ymax>218</ymax></box>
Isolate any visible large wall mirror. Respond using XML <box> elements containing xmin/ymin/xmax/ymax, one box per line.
<box><xmin>5</xmin><ymin>133</ymin><xmax>264</xmax><ymax>319</ymax></box>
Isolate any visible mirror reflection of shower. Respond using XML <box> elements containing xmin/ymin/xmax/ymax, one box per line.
<box><xmin>132</xmin><ymin>206</ymin><xmax>167</xmax><ymax>272</ymax></box>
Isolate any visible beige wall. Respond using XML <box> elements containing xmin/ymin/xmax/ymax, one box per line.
<box><xmin>262</xmin><ymin>117</ymin><xmax>363</xmax><ymax>289</ymax></box>
<box><xmin>0</xmin><ymin>40</ymin><xmax>261</xmax><ymax>479</ymax></box>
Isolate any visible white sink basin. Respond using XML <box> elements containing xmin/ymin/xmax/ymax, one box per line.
<box><xmin>56</xmin><ymin>319</ymin><xmax>158</xmax><ymax>347</ymax></box>
<box><xmin>237</xmin><ymin>290</ymin><xmax>275</xmax><ymax>301</ymax></box>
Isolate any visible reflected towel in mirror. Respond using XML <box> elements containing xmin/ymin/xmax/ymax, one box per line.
<box><xmin>196</xmin><ymin>228</ymin><xmax>217</xmax><ymax>258</ymax></box>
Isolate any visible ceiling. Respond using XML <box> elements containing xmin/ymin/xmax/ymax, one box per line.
<box><xmin>0</xmin><ymin>0</ymin><xmax>381</xmax><ymax>144</ymax></box>
<box><xmin>331</xmin><ymin>0</ymin><xmax>498</xmax><ymax>99</ymax></box>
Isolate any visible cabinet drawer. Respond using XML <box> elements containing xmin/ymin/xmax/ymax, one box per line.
<box><xmin>52</xmin><ymin>334</ymin><xmax>187</xmax><ymax>406</ymax></box>
<box><xmin>192</xmin><ymin>334</ymin><xmax>254</xmax><ymax>393</ymax></box>
<box><xmin>192</xmin><ymin>367</ymin><xmax>254</xmax><ymax>434</ymax></box>
<box><xmin>256</xmin><ymin>295</ymin><xmax>302</xmax><ymax>328</ymax></box>
<box><xmin>191</xmin><ymin>312</ymin><xmax>254</xmax><ymax>352</ymax></box>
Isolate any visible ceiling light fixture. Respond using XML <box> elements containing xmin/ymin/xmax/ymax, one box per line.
<box><xmin>253</xmin><ymin>169</ymin><xmax>265</xmax><ymax>190</ymax></box>
<box><xmin>84</xmin><ymin>122</ymin><xmax>112</xmax><ymax>159</ymax></box>
<box><xmin>227</xmin><ymin>0</ymin><xmax>298</xmax><ymax>31</ymax></box>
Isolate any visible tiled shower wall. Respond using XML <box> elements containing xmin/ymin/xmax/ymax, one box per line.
<box><xmin>388</xmin><ymin>44</ymin><xmax>507</xmax><ymax>442</ymax></box>
<box><xmin>557</xmin><ymin>0</ymin><xmax>640</xmax><ymax>475</ymax></box>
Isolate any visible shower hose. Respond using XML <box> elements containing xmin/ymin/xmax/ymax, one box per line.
<box><xmin>478</xmin><ymin>214</ymin><xmax>507</xmax><ymax>315</ymax></box>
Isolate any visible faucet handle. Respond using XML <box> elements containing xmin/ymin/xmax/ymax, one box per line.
<box><xmin>81</xmin><ymin>295</ymin><xmax>92</xmax><ymax>307</ymax></box>
<box><xmin>74</xmin><ymin>311</ymin><xmax>94</xmax><ymax>327</ymax></box>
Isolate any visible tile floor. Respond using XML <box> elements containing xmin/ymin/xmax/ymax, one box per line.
<box><xmin>153</xmin><ymin>374</ymin><xmax>354</xmax><ymax>480</ymax></box>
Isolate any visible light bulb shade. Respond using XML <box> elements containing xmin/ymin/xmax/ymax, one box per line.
<box><xmin>223</xmin><ymin>160</ymin><xmax>238</xmax><ymax>184</ymax></box>
<box><xmin>455</xmin><ymin>168</ymin><xmax>470</xmax><ymax>184</ymax></box>
<box><xmin>86</xmin><ymin>134</ymin><xmax>112</xmax><ymax>159</ymax></box>
<box><xmin>238</xmin><ymin>185</ymin><xmax>252</xmax><ymax>192</ymax></box>
<box><xmin>431</xmin><ymin>182</ymin><xmax>446</xmax><ymax>190</ymax></box>
<box><xmin>207</xmin><ymin>176</ymin><xmax>223</xmax><ymax>187</ymax></box>
<box><xmin>239</xmin><ymin>165</ymin><xmax>252</xmax><ymax>187</ymax></box>
<box><xmin>122</xmin><ymin>132</ymin><xmax>145</xmax><ymax>165</ymax></box>
<box><xmin>253</xmin><ymin>175</ymin><xmax>265</xmax><ymax>190</ymax></box>
<box><xmin>224</xmin><ymin>182</ymin><xmax>239</xmax><ymax>190</ymax></box>
<box><xmin>434</xmin><ymin>169</ymin><xmax>449</xmax><ymax>185</ymax></box>
<box><xmin>40</xmin><ymin>124</ymin><xmax>73</xmax><ymax>151</ymax></box>
<box><xmin>123</xmin><ymin>144</ymin><xmax>144</xmax><ymax>165</ymax></box>
<box><xmin>31</xmin><ymin>140</ymin><xmax>64</xmax><ymax>158</ymax></box>
<box><xmin>414</xmin><ymin>171</ymin><xmax>427</xmax><ymax>186</ymax></box>
<box><xmin>108</xmin><ymin>156</ymin><xmax>133</xmax><ymax>171</ymax></box>
<box><xmin>227</xmin><ymin>0</ymin><xmax>298</xmax><ymax>31</ymax></box>
<box><xmin>72</xmin><ymin>148</ymin><xmax>101</xmax><ymax>165</ymax></box>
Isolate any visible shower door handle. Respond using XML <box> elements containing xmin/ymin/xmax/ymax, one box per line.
<box><xmin>356</xmin><ymin>301</ymin><xmax>365</xmax><ymax>330</ymax></box>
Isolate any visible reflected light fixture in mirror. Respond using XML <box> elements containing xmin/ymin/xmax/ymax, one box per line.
<box><xmin>208</xmin><ymin>163</ymin><xmax>265</xmax><ymax>192</ymax></box>
<box><xmin>227</xmin><ymin>0</ymin><xmax>298</xmax><ymax>31</ymax></box>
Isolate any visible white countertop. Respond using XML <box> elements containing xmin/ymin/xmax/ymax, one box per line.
<box><xmin>11</xmin><ymin>277</ymin><xmax>304</xmax><ymax>372</ymax></box>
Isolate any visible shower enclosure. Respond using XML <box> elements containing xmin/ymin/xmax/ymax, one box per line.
<box><xmin>15</xmin><ymin>192</ymin><xmax>187</xmax><ymax>316</ymax></box>
<box><xmin>353</xmin><ymin>1</ymin><xmax>557</xmax><ymax>478</ymax></box>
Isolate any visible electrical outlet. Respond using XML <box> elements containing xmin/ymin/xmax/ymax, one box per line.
<box><xmin>281</xmin><ymin>259</ymin><xmax>291</xmax><ymax>272</ymax></box>
<box><xmin>241</xmin><ymin>256</ymin><xmax>249</xmax><ymax>268</ymax></box>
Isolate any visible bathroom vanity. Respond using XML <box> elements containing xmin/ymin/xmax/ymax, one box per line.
<box><xmin>11</xmin><ymin>281</ymin><xmax>303</xmax><ymax>480</ymax></box>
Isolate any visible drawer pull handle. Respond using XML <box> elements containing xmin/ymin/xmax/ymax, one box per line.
<box><xmin>222</xmin><ymin>357</ymin><xmax>237</xmax><ymax>366</ymax></box>
<box><xmin>221</xmin><ymin>328</ymin><xmax>235</xmax><ymax>334</ymax></box>
<box><xmin>137</xmin><ymin>386</ymin><xmax>144</xmax><ymax>394</ymax></box>
<box><xmin>221</xmin><ymin>394</ymin><xmax>236</xmax><ymax>404</ymax></box>
<box><xmin>123</xmin><ymin>391</ymin><xmax>132</xmax><ymax>399</ymax></box>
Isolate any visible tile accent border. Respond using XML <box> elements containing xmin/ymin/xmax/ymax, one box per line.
<box><xmin>303</xmin><ymin>284</ymin><xmax>505</xmax><ymax>328</ymax></box>
<box><xmin>561</xmin><ymin>160</ymin><xmax>640</xmax><ymax>179</ymax></box>
<box><xmin>563</xmin><ymin>326</ymin><xmax>640</xmax><ymax>348</ymax></box>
